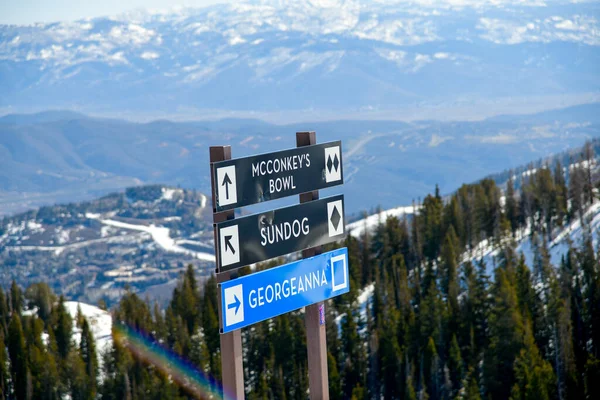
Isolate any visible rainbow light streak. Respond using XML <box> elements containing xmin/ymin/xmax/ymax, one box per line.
<box><xmin>113</xmin><ymin>323</ymin><xmax>234</xmax><ymax>400</ymax></box>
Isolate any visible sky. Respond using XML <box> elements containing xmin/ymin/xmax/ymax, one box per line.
<box><xmin>0</xmin><ymin>0</ymin><xmax>234</xmax><ymax>25</ymax></box>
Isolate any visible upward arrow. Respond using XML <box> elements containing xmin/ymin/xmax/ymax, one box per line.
<box><xmin>222</xmin><ymin>172</ymin><xmax>233</xmax><ymax>199</ymax></box>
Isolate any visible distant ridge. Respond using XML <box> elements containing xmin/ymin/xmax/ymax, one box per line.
<box><xmin>0</xmin><ymin>110</ymin><xmax>91</xmax><ymax>125</ymax></box>
<box><xmin>486</xmin><ymin>102</ymin><xmax>600</xmax><ymax>124</ymax></box>
<box><xmin>1</xmin><ymin>104</ymin><xmax>597</xmax><ymax>216</ymax></box>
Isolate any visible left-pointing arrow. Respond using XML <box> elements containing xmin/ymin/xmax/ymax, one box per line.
<box><xmin>224</xmin><ymin>235</ymin><xmax>236</xmax><ymax>254</ymax></box>
<box><xmin>227</xmin><ymin>294</ymin><xmax>241</xmax><ymax>314</ymax></box>
<box><xmin>222</xmin><ymin>172</ymin><xmax>232</xmax><ymax>199</ymax></box>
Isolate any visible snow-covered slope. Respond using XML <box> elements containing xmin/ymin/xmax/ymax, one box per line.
<box><xmin>1</xmin><ymin>0</ymin><xmax>598</xmax><ymax>118</ymax></box>
<box><xmin>347</xmin><ymin>205</ymin><xmax>417</xmax><ymax>237</ymax></box>
<box><xmin>478</xmin><ymin>201</ymin><xmax>600</xmax><ymax>271</ymax></box>
<box><xmin>64</xmin><ymin>301</ymin><xmax>113</xmax><ymax>356</ymax></box>
<box><xmin>351</xmin><ymin>198</ymin><xmax>600</xmax><ymax>273</ymax></box>
<box><xmin>85</xmin><ymin>213</ymin><xmax>214</xmax><ymax>262</ymax></box>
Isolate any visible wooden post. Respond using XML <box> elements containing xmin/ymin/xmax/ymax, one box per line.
<box><xmin>210</xmin><ymin>146</ymin><xmax>244</xmax><ymax>400</ymax></box>
<box><xmin>297</xmin><ymin>131</ymin><xmax>330</xmax><ymax>400</ymax></box>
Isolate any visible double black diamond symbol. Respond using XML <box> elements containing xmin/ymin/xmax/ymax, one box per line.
<box><xmin>327</xmin><ymin>154</ymin><xmax>340</xmax><ymax>174</ymax></box>
<box><xmin>330</xmin><ymin>205</ymin><xmax>341</xmax><ymax>231</ymax></box>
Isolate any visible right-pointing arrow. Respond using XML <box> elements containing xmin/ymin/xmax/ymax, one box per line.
<box><xmin>227</xmin><ymin>294</ymin><xmax>241</xmax><ymax>314</ymax></box>
<box><xmin>224</xmin><ymin>235</ymin><xmax>236</xmax><ymax>254</ymax></box>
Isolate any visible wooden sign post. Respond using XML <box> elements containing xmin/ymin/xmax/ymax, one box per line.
<box><xmin>209</xmin><ymin>132</ymin><xmax>345</xmax><ymax>399</ymax></box>
<box><xmin>210</xmin><ymin>146</ymin><xmax>244</xmax><ymax>399</ymax></box>
<box><xmin>297</xmin><ymin>131</ymin><xmax>329</xmax><ymax>400</ymax></box>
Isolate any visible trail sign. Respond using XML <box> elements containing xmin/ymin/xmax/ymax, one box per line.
<box><xmin>212</xmin><ymin>141</ymin><xmax>343</xmax><ymax>211</ymax></box>
<box><xmin>220</xmin><ymin>247</ymin><xmax>349</xmax><ymax>333</ymax></box>
<box><xmin>216</xmin><ymin>195</ymin><xmax>345</xmax><ymax>271</ymax></box>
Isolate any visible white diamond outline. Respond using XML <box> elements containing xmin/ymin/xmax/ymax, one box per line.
<box><xmin>331</xmin><ymin>253</ymin><xmax>348</xmax><ymax>292</ymax></box>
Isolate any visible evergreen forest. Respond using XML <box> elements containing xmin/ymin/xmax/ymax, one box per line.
<box><xmin>1</xmin><ymin>142</ymin><xmax>600</xmax><ymax>399</ymax></box>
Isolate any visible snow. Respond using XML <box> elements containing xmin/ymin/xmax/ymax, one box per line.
<box><xmin>87</xmin><ymin>215</ymin><xmax>215</xmax><ymax>262</ymax></box>
<box><xmin>358</xmin><ymin>283</ymin><xmax>374</xmax><ymax>321</ymax></box>
<box><xmin>470</xmin><ymin>201</ymin><xmax>600</xmax><ymax>272</ymax></box>
<box><xmin>56</xmin><ymin>228</ymin><xmax>70</xmax><ymax>245</ymax></box>
<box><xmin>519</xmin><ymin>201</ymin><xmax>600</xmax><ymax>268</ymax></box>
<box><xmin>347</xmin><ymin>205</ymin><xmax>417</xmax><ymax>237</ymax></box>
<box><xmin>27</xmin><ymin>221</ymin><xmax>43</xmax><ymax>231</ymax></box>
<box><xmin>161</xmin><ymin>187</ymin><xmax>183</xmax><ymax>200</ymax></box>
<box><xmin>64</xmin><ymin>301</ymin><xmax>113</xmax><ymax>352</ymax></box>
<box><xmin>64</xmin><ymin>302</ymin><xmax>113</xmax><ymax>373</ymax></box>
<box><xmin>334</xmin><ymin>282</ymin><xmax>374</xmax><ymax>334</ymax></box>
<box><xmin>100</xmin><ymin>225</ymin><xmax>114</xmax><ymax>238</ymax></box>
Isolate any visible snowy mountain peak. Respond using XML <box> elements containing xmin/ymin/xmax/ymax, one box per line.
<box><xmin>1</xmin><ymin>0</ymin><xmax>598</xmax><ymax>117</ymax></box>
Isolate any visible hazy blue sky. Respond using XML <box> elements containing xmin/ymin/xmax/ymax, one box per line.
<box><xmin>0</xmin><ymin>0</ymin><xmax>234</xmax><ymax>25</ymax></box>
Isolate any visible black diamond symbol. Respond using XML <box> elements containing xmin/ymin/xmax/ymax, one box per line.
<box><xmin>327</xmin><ymin>155</ymin><xmax>333</xmax><ymax>173</ymax></box>
<box><xmin>333</xmin><ymin>154</ymin><xmax>339</xmax><ymax>172</ymax></box>
<box><xmin>330</xmin><ymin>206</ymin><xmax>341</xmax><ymax>231</ymax></box>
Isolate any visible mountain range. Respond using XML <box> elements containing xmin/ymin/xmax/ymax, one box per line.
<box><xmin>1</xmin><ymin>0</ymin><xmax>599</xmax><ymax>120</ymax></box>
<box><xmin>1</xmin><ymin>104</ymin><xmax>598</xmax><ymax>215</ymax></box>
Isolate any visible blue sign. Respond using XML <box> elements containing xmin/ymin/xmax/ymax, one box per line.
<box><xmin>220</xmin><ymin>248</ymin><xmax>349</xmax><ymax>333</ymax></box>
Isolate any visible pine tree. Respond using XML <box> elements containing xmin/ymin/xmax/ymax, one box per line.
<box><xmin>460</xmin><ymin>260</ymin><xmax>489</xmax><ymax>367</ymax></box>
<box><xmin>584</xmin><ymin>355</ymin><xmax>600</xmax><ymax>399</ymax></box>
<box><xmin>153</xmin><ymin>302</ymin><xmax>167</xmax><ymax>343</ymax></box>
<box><xmin>464</xmin><ymin>368</ymin><xmax>481</xmax><ymax>400</ymax></box>
<box><xmin>360</xmin><ymin>211</ymin><xmax>374</xmax><ymax>285</ymax></box>
<box><xmin>25</xmin><ymin>282</ymin><xmax>55</xmax><ymax>324</ymax></box>
<box><xmin>448</xmin><ymin>334</ymin><xmax>464</xmax><ymax>397</ymax></box>
<box><xmin>420</xmin><ymin>264</ymin><xmax>444</xmax><ymax>354</ymax></box>
<box><xmin>75</xmin><ymin>304</ymin><xmax>84</xmax><ymax>329</ymax></box>
<box><xmin>171</xmin><ymin>265</ymin><xmax>201</xmax><ymax>335</ymax></box>
<box><xmin>23</xmin><ymin>314</ymin><xmax>57</xmax><ymax>400</ymax></box>
<box><xmin>510</xmin><ymin>322</ymin><xmax>555</xmax><ymax>400</ymax></box>
<box><xmin>554</xmin><ymin>160</ymin><xmax>568</xmax><ymax>228</ymax></box>
<box><xmin>201</xmin><ymin>275</ymin><xmax>220</xmax><ymax>377</ymax></box>
<box><xmin>7</xmin><ymin>313</ymin><xmax>28</xmax><ymax>400</ymax></box>
<box><xmin>582</xmin><ymin>141</ymin><xmax>595</xmax><ymax>206</ymax></box>
<box><xmin>506</xmin><ymin>174</ymin><xmax>519</xmax><ymax>236</ymax></box>
<box><xmin>484</xmin><ymin>268</ymin><xmax>524</xmax><ymax>400</ymax></box>
<box><xmin>411</xmin><ymin>199</ymin><xmax>424</xmax><ymax>271</ymax></box>
<box><xmin>68</xmin><ymin>351</ymin><xmax>89</xmax><ymax>400</ymax></box>
<box><xmin>423</xmin><ymin>336</ymin><xmax>441</xmax><ymax>400</ymax></box>
<box><xmin>568</xmin><ymin>162</ymin><xmax>585</xmax><ymax>220</ymax></box>
<box><xmin>46</xmin><ymin>326</ymin><xmax>67</xmax><ymax>397</ymax></box>
<box><xmin>444</xmin><ymin>196</ymin><xmax>465</xmax><ymax>248</ymax></box>
<box><xmin>328</xmin><ymin>351</ymin><xmax>342</xmax><ymax>400</ymax></box>
<box><xmin>0</xmin><ymin>331</ymin><xmax>9</xmax><ymax>400</ymax></box>
<box><xmin>515</xmin><ymin>255</ymin><xmax>536</xmax><ymax>322</ymax></box>
<box><xmin>80</xmin><ymin>318</ymin><xmax>98</xmax><ymax>399</ymax></box>
<box><xmin>0</xmin><ymin>287</ymin><xmax>10</xmax><ymax>335</ymax></box>
<box><xmin>340</xmin><ymin>305</ymin><xmax>367</xmax><ymax>398</ymax></box>
<box><xmin>378</xmin><ymin>306</ymin><xmax>402</xmax><ymax>399</ymax></box>
<box><xmin>441</xmin><ymin>226</ymin><xmax>461</xmax><ymax>342</ymax></box>
<box><xmin>421</xmin><ymin>193</ymin><xmax>444</xmax><ymax>260</ymax></box>
<box><xmin>405</xmin><ymin>371</ymin><xmax>417</xmax><ymax>400</ymax></box>
<box><xmin>555</xmin><ymin>297</ymin><xmax>579</xmax><ymax>400</ymax></box>
<box><xmin>10</xmin><ymin>280</ymin><xmax>23</xmax><ymax>315</ymax></box>
<box><xmin>52</xmin><ymin>296</ymin><xmax>73</xmax><ymax>360</ymax></box>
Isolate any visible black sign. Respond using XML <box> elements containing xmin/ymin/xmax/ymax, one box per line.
<box><xmin>215</xmin><ymin>195</ymin><xmax>345</xmax><ymax>271</ymax></box>
<box><xmin>212</xmin><ymin>141</ymin><xmax>343</xmax><ymax>211</ymax></box>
